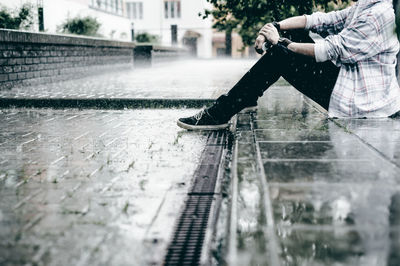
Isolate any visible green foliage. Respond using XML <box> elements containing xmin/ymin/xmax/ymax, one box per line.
<box><xmin>322</xmin><ymin>1</ymin><xmax>353</xmax><ymax>12</ymax></box>
<box><xmin>201</xmin><ymin>0</ymin><xmax>353</xmax><ymax>46</ymax></box>
<box><xmin>395</xmin><ymin>0</ymin><xmax>400</xmax><ymax>37</ymax></box>
<box><xmin>135</xmin><ymin>32</ymin><xmax>159</xmax><ymax>43</ymax></box>
<box><xmin>59</xmin><ymin>16</ymin><xmax>101</xmax><ymax>36</ymax></box>
<box><xmin>0</xmin><ymin>3</ymin><xmax>34</xmax><ymax>30</ymax></box>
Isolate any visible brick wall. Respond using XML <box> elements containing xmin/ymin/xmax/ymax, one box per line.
<box><xmin>0</xmin><ymin>29</ymin><xmax>135</xmax><ymax>90</ymax></box>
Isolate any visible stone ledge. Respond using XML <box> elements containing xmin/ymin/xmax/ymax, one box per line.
<box><xmin>0</xmin><ymin>97</ymin><xmax>215</xmax><ymax>109</ymax></box>
<box><xmin>0</xmin><ymin>29</ymin><xmax>136</xmax><ymax>48</ymax></box>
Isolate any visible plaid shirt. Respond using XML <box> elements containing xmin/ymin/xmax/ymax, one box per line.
<box><xmin>305</xmin><ymin>0</ymin><xmax>400</xmax><ymax>117</ymax></box>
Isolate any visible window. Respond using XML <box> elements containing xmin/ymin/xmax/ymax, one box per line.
<box><xmin>126</xmin><ymin>2</ymin><xmax>143</xmax><ymax>20</ymax></box>
<box><xmin>90</xmin><ymin>0</ymin><xmax>123</xmax><ymax>15</ymax></box>
<box><xmin>164</xmin><ymin>1</ymin><xmax>168</xmax><ymax>19</ymax></box>
<box><xmin>164</xmin><ymin>0</ymin><xmax>181</xmax><ymax>19</ymax></box>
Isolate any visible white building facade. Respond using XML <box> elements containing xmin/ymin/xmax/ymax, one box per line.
<box><xmin>1</xmin><ymin>0</ymin><xmax>214</xmax><ymax>58</ymax></box>
<box><xmin>128</xmin><ymin>0</ymin><xmax>213</xmax><ymax>58</ymax></box>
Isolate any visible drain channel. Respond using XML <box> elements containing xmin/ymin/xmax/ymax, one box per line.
<box><xmin>163</xmin><ymin>130</ymin><xmax>228</xmax><ymax>265</ymax></box>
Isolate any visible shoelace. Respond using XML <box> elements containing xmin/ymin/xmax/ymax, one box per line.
<box><xmin>194</xmin><ymin>109</ymin><xmax>206</xmax><ymax>123</ymax></box>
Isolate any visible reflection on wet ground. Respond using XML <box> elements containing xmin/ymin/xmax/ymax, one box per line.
<box><xmin>221</xmin><ymin>86</ymin><xmax>400</xmax><ymax>266</ymax></box>
<box><xmin>336</xmin><ymin>118</ymin><xmax>400</xmax><ymax>168</ymax></box>
<box><xmin>0</xmin><ymin>108</ymin><xmax>208</xmax><ymax>265</ymax></box>
<box><xmin>0</xmin><ymin>60</ymin><xmax>254</xmax><ymax>99</ymax></box>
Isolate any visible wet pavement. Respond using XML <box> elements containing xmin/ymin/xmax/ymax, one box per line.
<box><xmin>0</xmin><ymin>59</ymin><xmax>258</xmax><ymax>266</ymax></box>
<box><xmin>0</xmin><ymin>59</ymin><xmax>254</xmax><ymax>99</ymax></box>
<box><xmin>0</xmin><ymin>108</ymin><xmax>209</xmax><ymax>265</ymax></box>
<box><xmin>220</xmin><ymin>86</ymin><xmax>400</xmax><ymax>266</ymax></box>
<box><xmin>1</xmin><ymin>58</ymin><xmax>400</xmax><ymax>266</ymax></box>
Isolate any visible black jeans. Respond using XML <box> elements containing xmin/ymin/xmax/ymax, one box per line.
<box><xmin>209</xmin><ymin>31</ymin><xmax>340</xmax><ymax>120</ymax></box>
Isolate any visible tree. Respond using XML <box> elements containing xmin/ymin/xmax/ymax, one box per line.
<box><xmin>58</xmin><ymin>16</ymin><xmax>101</xmax><ymax>37</ymax></box>
<box><xmin>0</xmin><ymin>3</ymin><xmax>34</xmax><ymax>30</ymax></box>
<box><xmin>201</xmin><ymin>0</ymin><xmax>352</xmax><ymax>46</ymax></box>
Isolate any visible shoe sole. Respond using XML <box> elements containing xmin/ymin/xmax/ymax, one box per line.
<box><xmin>177</xmin><ymin>120</ymin><xmax>229</xmax><ymax>130</ymax></box>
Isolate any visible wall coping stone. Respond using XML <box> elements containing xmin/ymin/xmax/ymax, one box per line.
<box><xmin>135</xmin><ymin>43</ymin><xmax>188</xmax><ymax>52</ymax></box>
<box><xmin>0</xmin><ymin>29</ymin><xmax>136</xmax><ymax>48</ymax></box>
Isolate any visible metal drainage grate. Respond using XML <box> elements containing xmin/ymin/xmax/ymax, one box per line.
<box><xmin>164</xmin><ymin>196</ymin><xmax>213</xmax><ymax>265</ymax></box>
<box><xmin>163</xmin><ymin>130</ymin><xmax>228</xmax><ymax>266</ymax></box>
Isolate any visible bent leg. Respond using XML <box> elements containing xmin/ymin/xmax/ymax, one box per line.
<box><xmin>177</xmin><ymin>31</ymin><xmax>339</xmax><ymax>130</ymax></box>
<box><xmin>209</xmin><ymin>39</ymin><xmax>339</xmax><ymax>120</ymax></box>
<box><xmin>279</xmin><ymin>48</ymin><xmax>340</xmax><ymax>110</ymax></box>
<box><xmin>208</xmin><ymin>46</ymin><xmax>286</xmax><ymax>120</ymax></box>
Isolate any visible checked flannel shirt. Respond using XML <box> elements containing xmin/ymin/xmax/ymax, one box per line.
<box><xmin>305</xmin><ymin>0</ymin><xmax>400</xmax><ymax>117</ymax></box>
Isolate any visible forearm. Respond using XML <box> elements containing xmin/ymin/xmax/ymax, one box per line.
<box><xmin>279</xmin><ymin>16</ymin><xmax>307</xmax><ymax>31</ymax></box>
<box><xmin>287</xmin><ymin>42</ymin><xmax>315</xmax><ymax>58</ymax></box>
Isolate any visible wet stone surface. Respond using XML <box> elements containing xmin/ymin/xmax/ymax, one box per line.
<box><xmin>0</xmin><ymin>108</ymin><xmax>208</xmax><ymax>265</ymax></box>
<box><xmin>222</xmin><ymin>84</ymin><xmax>400</xmax><ymax>266</ymax></box>
<box><xmin>335</xmin><ymin>118</ymin><xmax>400</xmax><ymax>168</ymax></box>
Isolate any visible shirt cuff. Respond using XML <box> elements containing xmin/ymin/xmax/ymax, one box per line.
<box><xmin>314</xmin><ymin>41</ymin><xmax>330</xmax><ymax>62</ymax></box>
<box><xmin>304</xmin><ymin>14</ymin><xmax>313</xmax><ymax>30</ymax></box>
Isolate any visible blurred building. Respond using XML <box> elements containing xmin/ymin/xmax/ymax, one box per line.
<box><xmin>129</xmin><ymin>0</ymin><xmax>213</xmax><ymax>58</ymax></box>
<box><xmin>1</xmin><ymin>0</ymin><xmax>249</xmax><ymax>59</ymax></box>
<box><xmin>212</xmin><ymin>31</ymin><xmax>250</xmax><ymax>58</ymax></box>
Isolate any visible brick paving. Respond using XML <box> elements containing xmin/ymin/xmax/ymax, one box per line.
<box><xmin>217</xmin><ymin>85</ymin><xmax>400</xmax><ymax>266</ymax></box>
<box><xmin>0</xmin><ymin>108</ymin><xmax>210</xmax><ymax>265</ymax></box>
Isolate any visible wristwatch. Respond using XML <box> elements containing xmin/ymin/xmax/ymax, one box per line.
<box><xmin>272</xmin><ymin>21</ymin><xmax>281</xmax><ymax>32</ymax></box>
<box><xmin>278</xmin><ymin>37</ymin><xmax>292</xmax><ymax>47</ymax></box>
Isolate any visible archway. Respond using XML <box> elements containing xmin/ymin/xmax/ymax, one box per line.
<box><xmin>183</xmin><ymin>30</ymin><xmax>201</xmax><ymax>57</ymax></box>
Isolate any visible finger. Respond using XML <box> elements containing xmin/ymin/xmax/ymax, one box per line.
<box><xmin>259</xmin><ymin>29</ymin><xmax>271</xmax><ymax>36</ymax></box>
<box><xmin>267</xmin><ymin>24</ymin><xmax>278</xmax><ymax>32</ymax></box>
<box><xmin>259</xmin><ymin>28</ymin><xmax>271</xmax><ymax>35</ymax></box>
<box><xmin>261</xmin><ymin>23</ymin><xmax>270</xmax><ymax>30</ymax></box>
<box><xmin>262</xmin><ymin>24</ymin><xmax>272</xmax><ymax>31</ymax></box>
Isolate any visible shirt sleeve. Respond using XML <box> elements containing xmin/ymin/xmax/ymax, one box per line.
<box><xmin>305</xmin><ymin>6</ymin><xmax>354</xmax><ymax>37</ymax></box>
<box><xmin>314</xmin><ymin>14</ymin><xmax>383</xmax><ymax>64</ymax></box>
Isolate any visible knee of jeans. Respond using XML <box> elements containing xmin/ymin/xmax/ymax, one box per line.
<box><xmin>261</xmin><ymin>44</ymin><xmax>291</xmax><ymax>65</ymax></box>
<box><xmin>281</xmin><ymin>29</ymin><xmax>313</xmax><ymax>43</ymax></box>
<box><xmin>268</xmin><ymin>44</ymin><xmax>290</xmax><ymax>57</ymax></box>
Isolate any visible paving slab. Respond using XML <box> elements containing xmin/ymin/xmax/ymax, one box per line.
<box><xmin>334</xmin><ymin>118</ymin><xmax>400</xmax><ymax>168</ymax></box>
<box><xmin>216</xmin><ymin>85</ymin><xmax>400</xmax><ymax>266</ymax></box>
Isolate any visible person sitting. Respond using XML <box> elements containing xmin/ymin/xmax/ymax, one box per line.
<box><xmin>178</xmin><ymin>0</ymin><xmax>400</xmax><ymax>130</ymax></box>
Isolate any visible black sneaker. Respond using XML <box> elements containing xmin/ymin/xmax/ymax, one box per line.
<box><xmin>242</xmin><ymin>104</ymin><xmax>258</xmax><ymax>112</ymax></box>
<box><xmin>177</xmin><ymin>109</ymin><xmax>229</xmax><ymax>130</ymax></box>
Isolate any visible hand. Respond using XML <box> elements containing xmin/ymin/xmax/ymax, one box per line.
<box><xmin>254</xmin><ymin>35</ymin><xmax>266</xmax><ymax>55</ymax></box>
<box><xmin>259</xmin><ymin>23</ymin><xmax>279</xmax><ymax>45</ymax></box>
